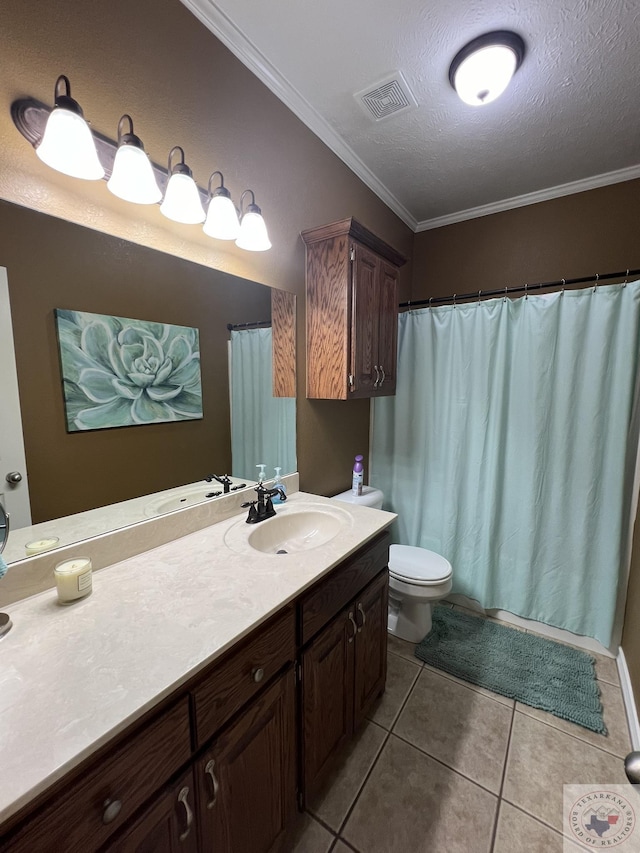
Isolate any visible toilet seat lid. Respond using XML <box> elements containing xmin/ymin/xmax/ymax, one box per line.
<box><xmin>388</xmin><ymin>544</ymin><xmax>452</xmax><ymax>584</ymax></box>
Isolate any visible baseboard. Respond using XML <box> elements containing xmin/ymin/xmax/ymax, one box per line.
<box><xmin>618</xmin><ymin>648</ymin><xmax>640</xmax><ymax>750</ymax></box>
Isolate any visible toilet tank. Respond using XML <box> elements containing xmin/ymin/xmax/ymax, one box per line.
<box><xmin>332</xmin><ymin>486</ymin><xmax>384</xmax><ymax>510</ymax></box>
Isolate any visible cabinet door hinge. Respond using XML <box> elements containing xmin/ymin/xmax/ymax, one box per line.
<box><xmin>297</xmin><ymin>789</ymin><xmax>304</xmax><ymax>811</ymax></box>
<box><xmin>348</xmin><ymin>374</ymin><xmax>354</xmax><ymax>391</ymax></box>
<box><xmin>350</xmin><ymin>247</ymin><xmax>355</xmax><ymax>262</ymax></box>
<box><xmin>296</xmin><ymin>661</ymin><xmax>303</xmax><ymax>683</ymax></box>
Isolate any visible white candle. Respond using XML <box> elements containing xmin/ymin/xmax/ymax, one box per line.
<box><xmin>25</xmin><ymin>537</ymin><xmax>59</xmax><ymax>556</ymax></box>
<box><xmin>54</xmin><ymin>558</ymin><xmax>92</xmax><ymax>604</ymax></box>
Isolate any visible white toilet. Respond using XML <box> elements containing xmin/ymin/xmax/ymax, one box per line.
<box><xmin>333</xmin><ymin>487</ymin><xmax>453</xmax><ymax>643</ymax></box>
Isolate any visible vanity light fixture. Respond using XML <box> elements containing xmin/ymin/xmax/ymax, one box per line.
<box><xmin>449</xmin><ymin>31</ymin><xmax>525</xmax><ymax>106</ymax></box>
<box><xmin>159</xmin><ymin>146</ymin><xmax>205</xmax><ymax>224</ymax></box>
<box><xmin>203</xmin><ymin>171</ymin><xmax>240</xmax><ymax>240</ymax></box>
<box><xmin>235</xmin><ymin>190</ymin><xmax>272</xmax><ymax>252</ymax></box>
<box><xmin>107</xmin><ymin>115</ymin><xmax>162</xmax><ymax>205</ymax></box>
<box><xmin>35</xmin><ymin>75</ymin><xmax>104</xmax><ymax>179</ymax></box>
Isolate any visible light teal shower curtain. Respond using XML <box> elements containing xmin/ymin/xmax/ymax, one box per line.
<box><xmin>372</xmin><ymin>283</ymin><xmax>640</xmax><ymax>646</ymax></box>
<box><xmin>230</xmin><ymin>327</ymin><xmax>296</xmax><ymax>481</ymax></box>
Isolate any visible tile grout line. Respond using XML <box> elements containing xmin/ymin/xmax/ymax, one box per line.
<box><xmin>499</xmin><ymin>799</ymin><xmax>583</xmax><ymax>850</ymax></box>
<box><xmin>333</xmin><ymin>654</ymin><xmax>424</xmax><ymax>844</ymax></box>
<box><xmin>488</xmin><ymin>700</ymin><xmax>516</xmax><ymax>853</ymax></box>
<box><xmin>512</xmin><ymin>706</ymin><xmax>629</xmax><ymax>760</ymax></box>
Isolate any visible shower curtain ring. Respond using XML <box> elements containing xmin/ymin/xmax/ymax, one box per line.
<box><xmin>561</xmin><ymin>278</ymin><xmax>566</xmax><ymax>294</ymax></box>
<box><xmin>429</xmin><ymin>297</ymin><xmax>433</xmax><ymax>310</ymax></box>
<box><xmin>453</xmin><ymin>293</ymin><xmax>457</xmax><ymax>307</ymax></box>
<box><xmin>624</xmin><ymin>269</ymin><xmax>629</xmax><ymax>287</ymax></box>
<box><xmin>594</xmin><ymin>273</ymin><xmax>599</xmax><ymax>292</ymax></box>
<box><xmin>504</xmin><ymin>287</ymin><xmax>508</xmax><ymax>303</ymax></box>
<box><xmin>524</xmin><ymin>283</ymin><xmax>528</xmax><ymax>300</ymax></box>
<box><xmin>478</xmin><ymin>290</ymin><xmax>482</xmax><ymax>304</ymax></box>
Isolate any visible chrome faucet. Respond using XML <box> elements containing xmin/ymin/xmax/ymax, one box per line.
<box><xmin>242</xmin><ymin>483</ymin><xmax>287</xmax><ymax>524</ymax></box>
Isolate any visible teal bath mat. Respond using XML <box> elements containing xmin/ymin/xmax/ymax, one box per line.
<box><xmin>415</xmin><ymin>606</ymin><xmax>606</xmax><ymax>734</ymax></box>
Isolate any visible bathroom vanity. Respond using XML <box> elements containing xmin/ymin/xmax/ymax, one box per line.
<box><xmin>0</xmin><ymin>491</ymin><xmax>394</xmax><ymax>852</ymax></box>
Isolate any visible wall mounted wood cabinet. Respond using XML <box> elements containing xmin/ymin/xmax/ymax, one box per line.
<box><xmin>302</xmin><ymin>218</ymin><xmax>406</xmax><ymax>400</ymax></box>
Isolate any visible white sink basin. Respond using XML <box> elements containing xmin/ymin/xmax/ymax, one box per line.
<box><xmin>224</xmin><ymin>502</ymin><xmax>353</xmax><ymax>555</ymax></box>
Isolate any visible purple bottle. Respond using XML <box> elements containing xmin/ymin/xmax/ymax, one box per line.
<box><xmin>352</xmin><ymin>454</ymin><xmax>364</xmax><ymax>496</ymax></box>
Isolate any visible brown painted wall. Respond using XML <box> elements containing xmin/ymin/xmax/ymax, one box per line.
<box><xmin>412</xmin><ymin>179</ymin><xmax>640</xmax><ymax>706</ymax></box>
<box><xmin>0</xmin><ymin>0</ymin><xmax>414</xmax><ymax>507</ymax></box>
<box><xmin>0</xmin><ymin>200</ymin><xmax>271</xmax><ymax>521</ymax></box>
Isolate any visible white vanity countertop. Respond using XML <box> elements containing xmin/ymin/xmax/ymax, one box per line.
<box><xmin>0</xmin><ymin>491</ymin><xmax>396</xmax><ymax>826</ymax></box>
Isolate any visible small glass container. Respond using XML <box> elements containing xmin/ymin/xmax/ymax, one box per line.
<box><xmin>54</xmin><ymin>557</ymin><xmax>92</xmax><ymax>604</ymax></box>
<box><xmin>25</xmin><ymin>537</ymin><xmax>59</xmax><ymax>556</ymax></box>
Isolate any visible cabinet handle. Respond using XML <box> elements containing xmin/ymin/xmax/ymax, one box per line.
<box><xmin>204</xmin><ymin>759</ymin><xmax>220</xmax><ymax>809</ymax></box>
<box><xmin>177</xmin><ymin>786</ymin><xmax>194</xmax><ymax>841</ymax></box>
<box><xmin>102</xmin><ymin>798</ymin><xmax>122</xmax><ymax>825</ymax></box>
<box><xmin>373</xmin><ymin>365</ymin><xmax>380</xmax><ymax>388</ymax></box>
<box><xmin>357</xmin><ymin>602</ymin><xmax>366</xmax><ymax>633</ymax></box>
<box><xmin>347</xmin><ymin>611</ymin><xmax>358</xmax><ymax>643</ymax></box>
<box><xmin>378</xmin><ymin>365</ymin><xmax>385</xmax><ymax>387</ymax></box>
<box><xmin>252</xmin><ymin>666</ymin><xmax>265</xmax><ymax>683</ymax></box>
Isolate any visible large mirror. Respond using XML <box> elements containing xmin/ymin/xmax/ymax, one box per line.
<box><xmin>0</xmin><ymin>199</ymin><xmax>296</xmax><ymax>565</ymax></box>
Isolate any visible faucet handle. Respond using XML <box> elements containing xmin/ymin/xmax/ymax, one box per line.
<box><xmin>241</xmin><ymin>501</ymin><xmax>259</xmax><ymax>524</ymax></box>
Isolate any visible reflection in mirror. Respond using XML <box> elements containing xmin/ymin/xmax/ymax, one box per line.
<box><xmin>0</xmin><ymin>199</ymin><xmax>297</xmax><ymax>565</ymax></box>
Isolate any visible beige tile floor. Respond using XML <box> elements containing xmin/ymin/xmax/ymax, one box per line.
<box><xmin>291</xmin><ymin>606</ymin><xmax>633</xmax><ymax>853</ymax></box>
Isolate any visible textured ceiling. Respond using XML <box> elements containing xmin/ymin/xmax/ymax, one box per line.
<box><xmin>183</xmin><ymin>0</ymin><xmax>640</xmax><ymax>230</ymax></box>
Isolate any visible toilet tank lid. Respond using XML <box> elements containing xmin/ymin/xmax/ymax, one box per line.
<box><xmin>332</xmin><ymin>486</ymin><xmax>384</xmax><ymax>507</ymax></box>
<box><xmin>388</xmin><ymin>544</ymin><xmax>452</xmax><ymax>582</ymax></box>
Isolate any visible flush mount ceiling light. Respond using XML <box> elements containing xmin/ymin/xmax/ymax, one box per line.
<box><xmin>107</xmin><ymin>114</ymin><xmax>161</xmax><ymax>205</ymax></box>
<box><xmin>235</xmin><ymin>190</ymin><xmax>271</xmax><ymax>252</ymax></box>
<box><xmin>203</xmin><ymin>171</ymin><xmax>240</xmax><ymax>240</ymax></box>
<box><xmin>449</xmin><ymin>31</ymin><xmax>525</xmax><ymax>107</ymax></box>
<box><xmin>159</xmin><ymin>146</ymin><xmax>206</xmax><ymax>224</ymax></box>
<box><xmin>35</xmin><ymin>75</ymin><xmax>104</xmax><ymax>179</ymax></box>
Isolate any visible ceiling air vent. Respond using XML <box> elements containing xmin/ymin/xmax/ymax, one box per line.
<box><xmin>355</xmin><ymin>71</ymin><xmax>417</xmax><ymax>121</ymax></box>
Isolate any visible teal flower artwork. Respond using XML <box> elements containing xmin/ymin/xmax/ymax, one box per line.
<box><xmin>55</xmin><ymin>309</ymin><xmax>203</xmax><ymax>431</ymax></box>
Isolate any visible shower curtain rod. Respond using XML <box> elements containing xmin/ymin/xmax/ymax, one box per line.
<box><xmin>398</xmin><ymin>268</ymin><xmax>640</xmax><ymax>309</ymax></box>
<box><xmin>226</xmin><ymin>319</ymin><xmax>271</xmax><ymax>331</ymax></box>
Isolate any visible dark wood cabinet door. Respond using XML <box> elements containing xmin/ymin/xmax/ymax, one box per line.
<box><xmin>106</xmin><ymin>768</ymin><xmax>198</xmax><ymax>853</ymax></box>
<box><xmin>196</xmin><ymin>668</ymin><xmax>296</xmax><ymax>853</ymax></box>
<box><xmin>375</xmin><ymin>261</ymin><xmax>399</xmax><ymax>396</ymax></box>
<box><xmin>353</xmin><ymin>570</ymin><xmax>389</xmax><ymax>728</ymax></box>
<box><xmin>350</xmin><ymin>242</ymin><xmax>380</xmax><ymax>396</ymax></box>
<box><xmin>301</xmin><ymin>606</ymin><xmax>355</xmax><ymax>799</ymax></box>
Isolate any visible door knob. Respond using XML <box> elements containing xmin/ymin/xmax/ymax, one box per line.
<box><xmin>5</xmin><ymin>472</ymin><xmax>22</xmax><ymax>485</ymax></box>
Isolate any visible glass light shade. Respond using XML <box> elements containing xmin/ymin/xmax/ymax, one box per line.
<box><xmin>453</xmin><ymin>44</ymin><xmax>518</xmax><ymax>106</ymax></box>
<box><xmin>236</xmin><ymin>210</ymin><xmax>271</xmax><ymax>251</ymax></box>
<box><xmin>160</xmin><ymin>173</ymin><xmax>205</xmax><ymax>224</ymax></box>
<box><xmin>36</xmin><ymin>107</ymin><xmax>104</xmax><ymax>179</ymax></box>
<box><xmin>203</xmin><ymin>194</ymin><xmax>240</xmax><ymax>240</ymax></box>
<box><xmin>107</xmin><ymin>144</ymin><xmax>161</xmax><ymax>204</ymax></box>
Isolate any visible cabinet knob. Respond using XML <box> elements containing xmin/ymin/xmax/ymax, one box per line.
<box><xmin>357</xmin><ymin>602</ymin><xmax>366</xmax><ymax>633</ymax></box>
<box><xmin>102</xmin><ymin>798</ymin><xmax>122</xmax><ymax>824</ymax></box>
<box><xmin>252</xmin><ymin>666</ymin><xmax>265</xmax><ymax>683</ymax></box>
<box><xmin>347</xmin><ymin>612</ymin><xmax>358</xmax><ymax>643</ymax></box>
<box><xmin>204</xmin><ymin>758</ymin><xmax>220</xmax><ymax>809</ymax></box>
<box><xmin>177</xmin><ymin>786</ymin><xmax>194</xmax><ymax>841</ymax></box>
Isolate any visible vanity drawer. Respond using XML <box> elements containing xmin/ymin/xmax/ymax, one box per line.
<box><xmin>3</xmin><ymin>697</ymin><xmax>191</xmax><ymax>853</ymax></box>
<box><xmin>300</xmin><ymin>532</ymin><xmax>390</xmax><ymax>645</ymax></box>
<box><xmin>193</xmin><ymin>605</ymin><xmax>296</xmax><ymax>747</ymax></box>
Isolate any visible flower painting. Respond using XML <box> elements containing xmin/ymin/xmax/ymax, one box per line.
<box><xmin>55</xmin><ymin>309</ymin><xmax>203</xmax><ymax>431</ymax></box>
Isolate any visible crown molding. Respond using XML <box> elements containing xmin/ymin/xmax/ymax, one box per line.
<box><xmin>181</xmin><ymin>0</ymin><xmax>418</xmax><ymax>231</ymax></box>
<box><xmin>415</xmin><ymin>164</ymin><xmax>640</xmax><ymax>231</ymax></box>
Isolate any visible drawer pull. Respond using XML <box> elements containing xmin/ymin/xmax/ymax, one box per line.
<box><xmin>177</xmin><ymin>786</ymin><xmax>193</xmax><ymax>841</ymax></box>
<box><xmin>373</xmin><ymin>365</ymin><xmax>380</xmax><ymax>388</ymax></box>
<box><xmin>102</xmin><ymin>798</ymin><xmax>122</xmax><ymax>825</ymax></box>
<box><xmin>357</xmin><ymin>602</ymin><xmax>366</xmax><ymax>633</ymax></box>
<box><xmin>347</xmin><ymin>611</ymin><xmax>357</xmax><ymax>643</ymax></box>
<box><xmin>252</xmin><ymin>666</ymin><xmax>265</xmax><ymax>683</ymax></box>
<box><xmin>205</xmin><ymin>759</ymin><xmax>219</xmax><ymax>809</ymax></box>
